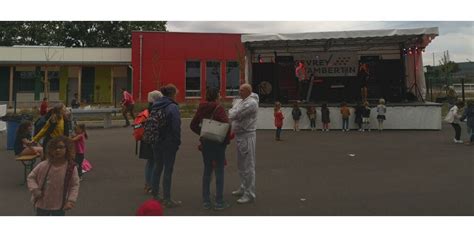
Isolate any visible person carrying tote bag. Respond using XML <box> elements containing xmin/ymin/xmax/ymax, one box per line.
<box><xmin>190</xmin><ymin>87</ymin><xmax>231</xmax><ymax>210</ymax></box>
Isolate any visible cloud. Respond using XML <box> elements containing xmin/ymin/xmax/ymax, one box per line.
<box><xmin>167</xmin><ymin>21</ymin><xmax>473</xmax><ymax>63</ymax></box>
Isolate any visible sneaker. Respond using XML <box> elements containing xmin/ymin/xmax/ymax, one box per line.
<box><xmin>202</xmin><ymin>202</ymin><xmax>212</xmax><ymax>210</ymax></box>
<box><xmin>162</xmin><ymin>199</ymin><xmax>182</xmax><ymax>208</ymax></box>
<box><xmin>453</xmin><ymin>138</ymin><xmax>459</xmax><ymax>143</ymax></box>
<box><xmin>214</xmin><ymin>202</ymin><xmax>231</xmax><ymax>211</ymax></box>
<box><xmin>237</xmin><ymin>195</ymin><xmax>254</xmax><ymax>204</ymax></box>
<box><xmin>455</xmin><ymin>139</ymin><xmax>464</xmax><ymax>144</ymax></box>
<box><xmin>231</xmin><ymin>189</ymin><xmax>244</xmax><ymax>197</ymax></box>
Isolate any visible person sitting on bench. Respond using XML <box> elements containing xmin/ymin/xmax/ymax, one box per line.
<box><xmin>14</xmin><ymin>121</ymin><xmax>43</xmax><ymax>157</ymax></box>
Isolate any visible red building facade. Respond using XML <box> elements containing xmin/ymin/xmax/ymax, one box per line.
<box><xmin>131</xmin><ymin>32</ymin><xmax>245</xmax><ymax>103</ymax></box>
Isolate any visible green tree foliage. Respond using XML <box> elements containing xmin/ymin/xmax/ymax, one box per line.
<box><xmin>0</xmin><ymin>21</ymin><xmax>167</xmax><ymax>47</ymax></box>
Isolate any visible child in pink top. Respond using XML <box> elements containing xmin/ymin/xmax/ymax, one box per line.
<box><xmin>71</xmin><ymin>124</ymin><xmax>88</xmax><ymax>179</ymax></box>
<box><xmin>27</xmin><ymin>136</ymin><xmax>80</xmax><ymax>216</ymax></box>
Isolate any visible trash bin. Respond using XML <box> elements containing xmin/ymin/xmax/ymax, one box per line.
<box><xmin>1</xmin><ymin>114</ymin><xmax>33</xmax><ymax>150</ymax></box>
<box><xmin>6</xmin><ymin>120</ymin><xmax>20</xmax><ymax>150</ymax></box>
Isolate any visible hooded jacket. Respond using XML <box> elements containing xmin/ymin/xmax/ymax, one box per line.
<box><xmin>151</xmin><ymin>96</ymin><xmax>181</xmax><ymax>148</ymax></box>
<box><xmin>229</xmin><ymin>93</ymin><xmax>259</xmax><ymax>134</ymax></box>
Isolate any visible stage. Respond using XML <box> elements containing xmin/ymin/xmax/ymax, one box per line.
<box><xmin>256</xmin><ymin>102</ymin><xmax>442</xmax><ymax>130</ymax></box>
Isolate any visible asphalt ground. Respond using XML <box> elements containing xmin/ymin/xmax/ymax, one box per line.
<box><xmin>0</xmin><ymin>120</ymin><xmax>472</xmax><ymax>216</ymax></box>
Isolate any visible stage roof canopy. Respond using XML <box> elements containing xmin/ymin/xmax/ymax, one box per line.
<box><xmin>242</xmin><ymin>27</ymin><xmax>439</xmax><ymax>52</ymax></box>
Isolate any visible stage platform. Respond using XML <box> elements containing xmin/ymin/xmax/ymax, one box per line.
<box><xmin>256</xmin><ymin>102</ymin><xmax>442</xmax><ymax>130</ymax></box>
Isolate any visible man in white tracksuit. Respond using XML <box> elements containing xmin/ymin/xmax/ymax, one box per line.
<box><xmin>229</xmin><ymin>83</ymin><xmax>259</xmax><ymax>204</ymax></box>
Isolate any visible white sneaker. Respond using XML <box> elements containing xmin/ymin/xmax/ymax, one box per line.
<box><xmin>237</xmin><ymin>195</ymin><xmax>254</xmax><ymax>204</ymax></box>
<box><xmin>455</xmin><ymin>139</ymin><xmax>464</xmax><ymax>144</ymax></box>
<box><xmin>232</xmin><ymin>189</ymin><xmax>244</xmax><ymax>197</ymax></box>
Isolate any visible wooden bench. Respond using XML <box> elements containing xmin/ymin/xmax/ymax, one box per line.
<box><xmin>16</xmin><ymin>154</ymin><xmax>40</xmax><ymax>185</ymax></box>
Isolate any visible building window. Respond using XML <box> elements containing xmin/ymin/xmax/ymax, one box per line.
<box><xmin>185</xmin><ymin>61</ymin><xmax>201</xmax><ymax>97</ymax></box>
<box><xmin>206</xmin><ymin>61</ymin><xmax>221</xmax><ymax>90</ymax></box>
<box><xmin>16</xmin><ymin>71</ymin><xmax>37</xmax><ymax>92</ymax></box>
<box><xmin>226</xmin><ymin>61</ymin><xmax>240</xmax><ymax>96</ymax></box>
<box><xmin>47</xmin><ymin>71</ymin><xmax>60</xmax><ymax>91</ymax></box>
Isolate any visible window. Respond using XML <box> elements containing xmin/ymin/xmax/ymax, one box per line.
<box><xmin>47</xmin><ymin>71</ymin><xmax>60</xmax><ymax>91</ymax></box>
<box><xmin>16</xmin><ymin>71</ymin><xmax>37</xmax><ymax>92</ymax></box>
<box><xmin>206</xmin><ymin>61</ymin><xmax>221</xmax><ymax>90</ymax></box>
<box><xmin>37</xmin><ymin>71</ymin><xmax>60</xmax><ymax>92</ymax></box>
<box><xmin>185</xmin><ymin>61</ymin><xmax>201</xmax><ymax>97</ymax></box>
<box><xmin>226</xmin><ymin>61</ymin><xmax>240</xmax><ymax>96</ymax></box>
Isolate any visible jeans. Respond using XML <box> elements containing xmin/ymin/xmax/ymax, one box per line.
<box><xmin>145</xmin><ymin>158</ymin><xmax>155</xmax><ymax>187</ymax></box>
<box><xmin>36</xmin><ymin>208</ymin><xmax>65</xmax><ymax>216</ymax></box>
<box><xmin>75</xmin><ymin>153</ymin><xmax>84</xmax><ymax>177</ymax></box>
<box><xmin>276</xmin><ymin>127</ymin><xmax>282</xmax><ymax>139</ymax></box>
<box><xmin>310</xmin><ymin>119</ymin><xmax>316</xmax><ymax>128</ymax></box>
<box><xmin>451</xmin><ymin>123</ymin><xmax>461</xmax><ymax>140</ymax></box>
<box><xmin>342</xmin><ymin>118</ymin><xmax>349</xmax><ymax>130</ymax></box>
<box><xmin>152</xmin><ymin>145</ymin><xmax>178</xmax><ymax>200</ymax></box>
<box><xmin>201</xmin><ymin>140</ymin><xmax>226</xmax><ymax>204</ymax></box>
<box><xmin>467</xmin><ymin>126</ymin><xmax>474</xmax><ymax>142</ymax></box>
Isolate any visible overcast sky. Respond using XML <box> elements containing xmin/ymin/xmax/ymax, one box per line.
<box><xmin>167</xmin><ymin>21</ymin><xmax>473</xmax><ymax>65</ymax></box>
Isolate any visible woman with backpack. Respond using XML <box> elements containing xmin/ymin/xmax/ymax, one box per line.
<box><xmin>136</xmin><ymin>90</ymin><xmax>163</xmax><ymax>194</ymax></box>
<box><xmin>190</xmin><ymin>87</ymin><xmax>231</xmax><ymax>211</ymax></box>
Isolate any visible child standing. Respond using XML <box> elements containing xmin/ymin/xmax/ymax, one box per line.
<box><xmin>354</xmin><ymin>101</ymin><xmax>364</xmax><ymax>131</ymax></box>
<box><xmin>71</xmin><ymin>124</ymin><xmax>88</xmax><ymax>180</ymax></box>
<box><xmin>340</xmin><ymin>102</ymin><xmax>351</xmax><ymax>132</ymax></box>
<box><xmin>27</xmin><ymin>136</ymin><xmax>80</xmax><ymax>216</ymax></box>
<box><xmin>362</xmin><ymin>101</ymin><xmax>371</xmax><ymax>132</ymax></box>
<box><xmin>274</xmin><ymin>102</ymin><xmax>284</xmax><ymax>141</ymax></box>
<box><xmin>307</xmin><ymin>106</ymin><xmax>317</xmax><ymax>131</ymax></box>
<box><xmin>292</xmin><ymin>102</ymin><xmax>302</xmax><ymax>131</ymax></box>
<box><xmin>376</xmin><ymin>98</ymin><xmax>387</xmax><ymax>132</ymax></box>
<box><xmin>321</xmin><ymin>103</ymin><xmax>330</xmax><ymax>131</ymax></box>
<box><xmin>14</xmin><ymin>121</ymin><xmax>43</xmax><ymax>157</ymax></box>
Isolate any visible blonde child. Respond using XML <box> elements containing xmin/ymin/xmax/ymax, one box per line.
<box><xmin>291</xmin><ymin>102</ymin><xmax>302</xmax><ymax>131</ymax></box>
<box><xmin>362</xmin><ymin>101</ymin><xmax>371</xmax><ymax>132</ymax></box>
<box><xmin>14</xmin><ymin>121</ymin><xmax>43</xmax><ymax>157</ymax></box>
<box><xmin>340</xmin><ymin>102</ymin><xmax>351</xmax><ymax>132</ymax></box>
<box><xmin>71</xmin><ymin>124</ymin><xmax>88</xmax><ymax>179</ymax></box>
<box><xmin>27</xmin><ymin>136</ymin><xmax>80</xmax><ymax>216</ymax></box>
<box><xmin>274</xmin><ymin>102</ymin><xmax>284</xmax><ymax>141</ymax></box>
<box><xmin>376</xmin><ymin>98</ymin><xmax>387</xmax><ymax>131</ymax></box>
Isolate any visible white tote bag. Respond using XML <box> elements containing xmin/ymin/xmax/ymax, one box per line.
<box><xmin>200</xmin><ymin>105</ymin><xmax>230</xmax><ymax>143</ymax></box>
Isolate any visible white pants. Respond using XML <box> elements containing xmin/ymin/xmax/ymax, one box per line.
<box><xmin>236</xmin><ymin>132</ymin><xmax>256</xmax><ymax>199</ymax></box>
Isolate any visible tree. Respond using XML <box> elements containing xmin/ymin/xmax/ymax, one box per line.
<box><xmin>0</xmin><ymin>21</ymin><xmax>167</xmax><ymax>47</ymax></box>
<box><xmin>439</xmin><ymin>51</ymin><xmax>460</xmax><ymax>90</ymax></box>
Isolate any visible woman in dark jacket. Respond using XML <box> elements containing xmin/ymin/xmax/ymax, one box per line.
<box><xmin>190</xmin><ymin>87</ymin><xmax>231</xmax><ymax>211</ymax></box>
<box><xmin>139</xmin><ymin>90</ymin><xmax>163</xmax><ymax>194</ymax></box>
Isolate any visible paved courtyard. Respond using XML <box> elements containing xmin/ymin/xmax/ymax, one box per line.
<box><xmin>0</xmin><ymin>120</ymin><xmax>472</xmax><ymax>216</ymax></box>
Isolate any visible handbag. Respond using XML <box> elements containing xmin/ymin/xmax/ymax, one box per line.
<box><xmin>200</xmin><ymin>105</ymin><xmax>230</xmax><ymax>143</ymax></box>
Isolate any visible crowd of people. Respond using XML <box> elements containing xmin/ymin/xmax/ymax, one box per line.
<box><xmin>278</xmin><ymin>99</ymin><xmax>387</xmax><ymax>140</ymax></box>
<box><xmin>13</xmin><ymin>80</ymin><xmax>472</xmax><ymax>216</ymax></box>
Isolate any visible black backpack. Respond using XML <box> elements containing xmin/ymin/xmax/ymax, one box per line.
<box><xmin>142</xmin><ymin>106</ymin><xmax>168</xmax><ymax>144</ymax></box>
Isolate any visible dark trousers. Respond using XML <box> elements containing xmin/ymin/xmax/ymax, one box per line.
<box><xmin>276</xmin><ymin>127</ymin><xmax>282</xmax><ymax>139</ymax></box>
<box><xmin>310</xmin><ymin>119</ymin><xmax>316</xmax><ymax>128</ymax></box>
<box><xmin>451</xmin><ymin>123</ymin><xmax>461</xmax><ymax>140</ymax></box>
<box><xmin>75</xmin><ymin>153</ymin><xmax>84</xmax><ymax>177</ymax></box>
<box><xmin>342</xmin><ymin>118</ymin><xmax>349</xmax><ymax>130</ymax></box>
<box><xmin>152</xmin><ymin>145</ymin><xmax>178</xmax><ymax>200</ymax></box>
<box><xmin>298</xmin><ymin>80</ymin><xmax>309</xmax><ymax>101</ymax></box>
<box><xmin>122</xmin><ymin>104</ymin><xmax>135</xmax><ymax>125</ymax></box>
<box><xmin>201</xmin><ymin>140</ymin><xmax>226</xmax><ymax>204</ymax></box>
<box><xmin>36</xmin><ymin>208</ymin><xmax>65</xmax><ymax>216</ymax></box>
